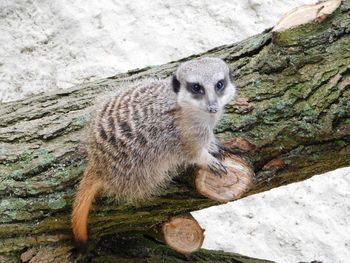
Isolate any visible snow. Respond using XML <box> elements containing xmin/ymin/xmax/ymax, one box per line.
<box><xmin>193</xmin><ymin>167</ymin><xmax>350</xmax><ymax>263</ymax></box>
<box><xmin>1</xmin><ymin>0</ymin><xmax>319</xmax><ymax>103</ymax></box>
<box><xmin>1</xmin><ymin>0</ymin><xmax>349</xmax><ymax>262</ymax></box>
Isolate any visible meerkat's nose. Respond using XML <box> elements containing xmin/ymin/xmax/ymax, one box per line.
<box><xmin>207</xmin><ymin>103</ymin><xmax>219</xmax><ymax>113</ymax></box>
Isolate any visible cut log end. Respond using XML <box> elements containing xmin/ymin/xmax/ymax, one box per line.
<box><xmin>162</xmin><ymin>216</ymin><xmax>205</xmax><ymax>254</ymax></box>
<box><xmin>272</xmin><ymin>0</ymin><xmax>341</xmax><ymax>32</ymax></box>
<box><xmin>196</xmin><ymin>154</ymin><xmax>254</xmax><ymax>203</ymax></box>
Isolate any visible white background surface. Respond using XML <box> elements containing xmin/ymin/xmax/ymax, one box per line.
<box><xmin>1</xmin><ymin>1</ymin><xmax>349</xmax><ymax>262</ymax></box>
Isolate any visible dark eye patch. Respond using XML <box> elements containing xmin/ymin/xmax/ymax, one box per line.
<box><xmin>215</xmin><ymin>79</ymin><xmax>226</xmax><ymax>95</ymax></box>
<box><xmin>186</xmin><ymin>82</ymin><xmax>205</xmax><ymax>98</ymax></box>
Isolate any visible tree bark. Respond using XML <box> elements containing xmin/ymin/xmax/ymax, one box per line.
<box><xmin>0</xmin><ymin>1</ymin><xmax>349</xmax><ymax>262</ymax></box>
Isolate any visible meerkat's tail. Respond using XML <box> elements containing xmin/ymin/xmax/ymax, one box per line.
<box><xmin>72</xmin><ymin>165</ymin><xmax>103</xmax><ymax>247</ymax></box>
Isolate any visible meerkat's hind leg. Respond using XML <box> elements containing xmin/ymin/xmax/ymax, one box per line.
<box><xmin>196</xmin><ymin>148</ymin><xmax>227</xmax><ymax>177</ymax></box>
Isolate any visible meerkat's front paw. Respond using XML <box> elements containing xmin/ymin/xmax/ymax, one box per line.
<box><xmin>207</xmin><ymin>158</ymin><xmax>227</xmax><ymax>177</ymax></box>
<box><xmin>196</xmin><ymin>149</ymin><xmax>227</xmax><ymax>177</ymax></box>
<box><xmin>210</xmin><ymin>147</ymin><xmax>225</xmax><ymax>160</ymax></box>
<box><xmin>209</xmin><ymin>143</ymin><xmax>232</xmax><ymax>160</ymax></box>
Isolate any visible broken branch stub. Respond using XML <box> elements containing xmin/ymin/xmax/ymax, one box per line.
<box><xmin>162</xmin><ymin>215</ymin><xmax>205</xmax><ymax>254</ymax></box>
<box><xmin>272</xmin><ymin>0</ymin><xmax>341</xmax><ymax>32</ymax></box>
<box><xmin>195</xmin><ymin>154</ymin><xmax>254</xmax><ymax>203</ymax></box>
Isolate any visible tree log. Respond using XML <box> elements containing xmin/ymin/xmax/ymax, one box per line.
<box><xmin>162</xmin><ymin>214</ymin><xmax>204</xmax><ymax>254</ymax></box>
<box><xmin>0</xmin><ymin>0</ymin><xmax>349</xmax><ymax>262</ymax></box>
<box><xmin>196</xmin><ymin>154</ymin><xmax>254</xmax><ymax>202</ymax></box>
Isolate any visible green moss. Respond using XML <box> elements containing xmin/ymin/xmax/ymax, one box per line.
<box><xmin>0</xmin><ymin>148</ymin><xmax>7</xmax><ymax>154</ymax></box>
<box><xmin>0</xmin><ymin>199</ymin><xmax>10</xmax><ymax>209</ymax></box>
<box><xmin>254</xmin><ymin>79</ymin><xmax>262</xmax><ymax>88</ymax></box>
<box><xmin>11</xmin><ymin>198</ymin><xmax>26</xmax><ymax>210</ymax></box>
<box><xmin>39</xmin><ymin>154</ymin><xmax>55</xmax><ymax>166</ymax></box>
<box><xmin>0</xmin><ymin>198</ymin><xmax>28</xmax><ymax>222</ymax></box>
<box><xmin>0</xmin><ymin>179</ymin><xmax>15</xmax><ymax>191</ymax></box>
<box><xmin>27</xmin><ymin>187</ymin><xmax>41</xmax><ymax>195</ymax></box>
<box><xmin>1</xmin><ymin>170</ymin><xmax>10</xmax><ymax>178</ymax></box>
<box><xmin>234</xmin><ymin>115</ymin><xmax>257</xmax><ymax>130</ymax></box>
<box><xmin>255</xmin><ymin>100</ymin><xmax>294</xmax><ymax>124</ymax></box>
<box><xmin>43</xmin><ymin>177</ymin><xmax>61</xmax><ymax>186</ymax></box>
<box><xmin>311</xmin><ymin>153</ymin><xmax>320</xmax><ymax>161</ymax></box>
<box><xmin>272</xmin><ymin>9</ymin><xmax>339</xmax><ymax>46</ymax></box>
<box><xmin>300</xmin><ymin>103</ymin><xmax>319</xmax><ymax>122</ymax></box>
<box><xmin>215</xmin><ymin>113</ymin><xmax>232</xmax><ymax>133</ymax></box>
<box><xmin>73</xmin><ymin>113</ymin><xmax>90</xmax><ymax>128</ymax></box>
<box><xmin>16</xmin><ymin>148</ymin><xmax>34</xmax><ymax>163</ymax></box>
<box><xmin>6</xmin><ymin>170</ymin><xmax>25</xmax><ymax>180</ymax></box>
<box><xmin>37</xmin><ymin>146</ymin><xmax>49</xmax><ymax>155</ymax></box>
<box><xmin>289</xmin><ymin>84</ymin><xmax>308</xmax><ymax>98</ymax></box>
<box><xmin>335</xmin><ymin>140</ymin><xmax>347</xmax><ymax>147</ymax></box>
<box><xmin>58</xmin><ymin>170</ymin><xmax>70</xmax><ymax>178</ymax></box>
<box><xmin>48</xmin><ymin>197</ymin><xmax>67</xmax><ymax>210</ymax></box>
<box><xmin>92</xmin><ymin>232</ymin><xmax>274</xmax><ymax>263</ymax></box>
<box><xmin>292</xmin><ymin>120</ymin><xmax>323</xmax><ymax>138</ymax></box>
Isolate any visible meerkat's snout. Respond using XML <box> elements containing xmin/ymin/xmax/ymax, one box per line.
<box><xmin>207</xmin><ymin>102</ymin><xmax>219</xmax><ymax>113</ymax></box>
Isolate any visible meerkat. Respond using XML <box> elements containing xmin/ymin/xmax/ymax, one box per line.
<box><xmin>71</xmin><ymin>57</ymin><xmax>236</xmax><ymax>245</ymax></box>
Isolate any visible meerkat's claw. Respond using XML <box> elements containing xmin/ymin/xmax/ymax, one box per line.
<box><xmin>218</xmin><ymin>161</ymin><xmax>228</xmax><ymax>174</ymax></box>
<box><xmin>210</xmin><ymin>142</ymin><xmax>232</xmax><ymax>160</ymax></box>
<box><xmin>217</xmin><ymin>143</ymin><xmax>234</xmax><ymax>155</ymax></box>
<box><xmin>208</xmin><ymin>159</ymin><xmax>227</xmax><ymax>177</ymax></box>
<box><xmin>208</xmin><ymin>164</ymin><xmax>222</xmax><ymax>177</ymax></box>
<box><xmin>210</xmin><ymin>150</ymin><xmax>225</xmax><ymax>160</ymax></box>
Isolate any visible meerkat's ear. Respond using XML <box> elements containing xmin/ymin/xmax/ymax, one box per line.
<box><xmin>172</xmin><ymin>75</ymin><xmax>180</xmax><ymax>93</ymax></box>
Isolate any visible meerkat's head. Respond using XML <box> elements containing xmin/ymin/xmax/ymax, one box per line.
<box><xmin>172</xmin><ymin>57</ymin><xmax>236</xmax><ymax>114</ymax></box>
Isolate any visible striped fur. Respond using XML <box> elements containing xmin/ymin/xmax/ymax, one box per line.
<box><xmin>71</xmin><ymin>57</ymin><xmax>236</xmax><ymax>244</ymax></box>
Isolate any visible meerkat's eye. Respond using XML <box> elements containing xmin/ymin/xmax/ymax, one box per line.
<box><xmin>216</xmin><ymin>80</ymin><xmax>225</xmax><ymax>92</ymax></box>
<box><xmin>191</xmin><ymin>83</ymin><xmax>204</xmax><ymax>94</ymax></box>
